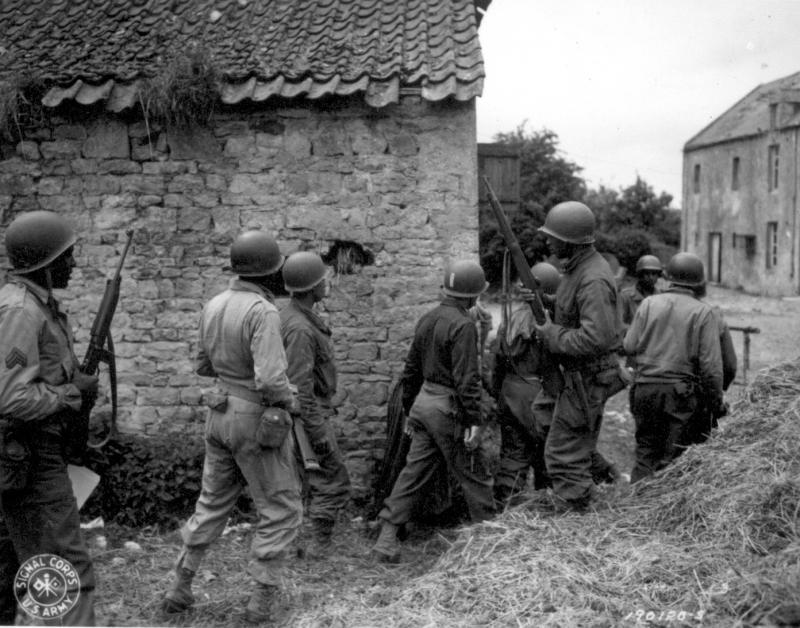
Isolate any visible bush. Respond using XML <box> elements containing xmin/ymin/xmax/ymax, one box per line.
<box><xmin>83</xmin><ymin>432</ymin><xmax>207</xmax><ymax>528</ymax></box>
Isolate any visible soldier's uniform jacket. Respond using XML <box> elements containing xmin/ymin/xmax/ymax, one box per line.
<box><xmin>0</xmin><ymin>277</ymin><xmax>83</xmax><ymax>422</ymax></box>
<box><xmin>196</xmin><ymin>279</ymin><xmax>294</xmax><ymax>405</ymax></box>
<box><xmin>619</xmin><ymin>283</ymin><xmax>658</xmax><ymax>327</ymax></box>
<box><xmin>623</xmin><ymin>286</ymin><xmax>723</xmax><ymax>409</ymax></box>
<box><xmin>280</xmin><ymin>299</ymin><xmax>337</xmax><ymax>440</ymax></box>
<box><xmin>538</xmin><ymin>247</ymin><xmax>621</xmax><ymax>372</ymax></box>
<box><xmin>400</xmin><ymin>297</ymin><xmax>482</xmax><ymax>427</ymax></box>
<box><xmin>497</xmin><ymin>301</ymin><xmax>545</xmax><ymax>377</ymax></box>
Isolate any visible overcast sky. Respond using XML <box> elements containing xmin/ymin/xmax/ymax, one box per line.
<box><xmin>476</xmin><ymin>0</ymin><xmax>800</xmax><ymax>208</ymax></box>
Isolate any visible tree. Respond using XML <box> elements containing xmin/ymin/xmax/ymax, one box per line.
<box><xmin>586</xmin><ymin>176</ymin><xmax>680</xmax><ymax>274</ymax></box>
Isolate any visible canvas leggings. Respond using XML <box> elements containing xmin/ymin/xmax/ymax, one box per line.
<box><xmin>304</xmin><ymin>401</ymin><xmax>351</xmax><ymax>523</ymax></box>
<box><xmin>543</xmin><ymin>370</ymin><xmax>619</xmax><ymax>505</ymax></box>
<box><xmin>0</xmin><ymin>420</ymin><xmax>96</xmax><ymax>626</ymax></box>
<box><xmin>179</xmin><ymin>395</ymin><xmax>302</xmax><ymax>586</ymax></box>
<box><xmin>495</xmin><ymin>374</ymin><xmax>549</xmax><ymax>504</ymax></box>
<box><xmin>630</xmin><ymin>381</ymin><xmax>699</xmax><ymax>483</ymax></box>
<box><xmin>379</xmin><ymin>382</ymin><xmax>495</xmax><ymax>525</ymax></box>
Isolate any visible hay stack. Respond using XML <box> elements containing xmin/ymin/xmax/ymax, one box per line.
<box><xmin>310</xmin><ymin>362</ymin><xmax>800</xmax><ymax>627</ymax></box>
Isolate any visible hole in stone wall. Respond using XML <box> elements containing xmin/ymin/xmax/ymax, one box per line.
<box><xmin>321</xmin><ymin>240</ymin><xmax>375</xmax><ymax>276</ymax></box>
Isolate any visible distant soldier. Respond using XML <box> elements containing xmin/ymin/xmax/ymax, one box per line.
<box><xmin>620</xmin><ymin>255</ymin><xmax>663</xmax><ymax>329</ymax></box>
<box><xmin>0</xmin><ymin>211</ymin><xmax>99</xmax><ymax>626</ymax></box>
<box><xmin>493</xmin><ymin>262</ymin><xmax>561</xmax><ymax>507</ymax></box>
<box><xmin>624</xmin><ymin>252</ymin><xmax>725</xmax><ymax>482</ymax></box>
<box><xmin>280</xmin><ymin>252</ymin><xmax>350</xmax><ymax>557</ymax></box>
<box><xmin>372</xmin><ymin>260</ymin><xmax>495</xmax><ymax>562</ymax></box>
<box><xmin>681</xmin><ymin>280</ymin><xmax>737</xmax><ymax>447</ymax></box>
<box><xmin>162</xmin><ymin>231</ymin><xmax>302</xmax><ymax>624</ymax></box>
<box><xmin>533</xmin><ymin>202</ymin><xmax>627</xmax><ymax>511</ymax></box>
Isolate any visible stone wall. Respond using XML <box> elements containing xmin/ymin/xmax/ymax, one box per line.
<box><xmin>0</xmin><ymin>95</ymin><xmax>480</xmax><ymax>496</ymax></box>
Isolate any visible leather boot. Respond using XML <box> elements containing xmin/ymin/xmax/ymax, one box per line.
<box><xmin>161</xmin><ymin>546</ymin><xmax>205</xmax><ymax>614</ymax></box>
<box><xmin>244</xmin><ymin>583</ymin><xmax>279</xmax><ymax>624</ymax></box>
<box><xmin>161</xmin><ymin>566</ymin><xmax>195</xmax><ymax>614</ymax></box>
<box><xmin>305</xmin><ymin>517</ymin><xmax>334</xmax><ymax>558</ymax></box>
<box><xmin>371</xmin><ymin>520</ymin><xmax>401</xmax><ymax>563</ymax></box>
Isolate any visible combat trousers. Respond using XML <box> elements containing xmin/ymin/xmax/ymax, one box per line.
<box><xmin>0</xmin><ymin>422</ymin><xmax>96</xmax><ymax>626</ymax></box>
<box><xmin>630</xmin><ymin>382</ymin><xmax>698</xmax><ymax>483</ymax></box>
<box><xmin>495</xmin><ymin>374</ymin><xmax>549</xmax><ymax>504</ymax></box>
<box><xmin>379</xmin><ymin>382</ymin><xmax>495</xmax><ymax>525</ymax></box>
<box><xmin>180</xmin><ymin>395</ymin><xmax>302</xmax><ymax>586</ymax></box>
<box><xmin>305</xmin><ymin>416</ymin><xmax>351</xmax><ymax>523</ymax></box>
<box><xmin>544</xmin><ymin>369</ymin><xmax>620</xmax><ymax>506</ymax></box>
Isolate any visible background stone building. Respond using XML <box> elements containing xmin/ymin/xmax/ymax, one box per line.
<box><xmin>0</xmin><ymin>0</ymin><xmax>492</xmax><ymax>496</ymax></box>
<box><xmin>683</xmin><ymin>70</ymin><xmax>800</xmax><ymax>296</ymax></box>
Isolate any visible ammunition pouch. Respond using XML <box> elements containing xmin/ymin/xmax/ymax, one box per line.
<box><xmin>255</xmin><ymin>407</ymin><xmax>293</xmax><ymax>449</ymax></box>
<box><xmin>0</xmin><ymin>420</ymin><xmax>32</xmax><ymax>492</ymax></box>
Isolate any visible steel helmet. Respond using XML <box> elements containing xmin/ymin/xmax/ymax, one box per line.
<box><xmin>635</xmin><ymin>254</ymin><xmax>663</xmax><ymax>274</ymax></box>
<box><xmin>530</xmin><ymin>262</ymin><xmax>561</xmax><ymax>294</ymax></box>
<box><xmin>538</xmin><ymin>201</ymin><xmax>596</xmax><ymax>244</ymax></box>
<box><xmin>666</xmin><ymin>252</ymin><xmax>705</xmax><ymax>287</ymax></box>
<box><xmin>442</xmin><ymin>260</ymin><xmax>488</xmax><ymax>298</ymax></box>
<box><xmin>229</xmin><ymin>230</ymin><xmax>283</xmax><ymax>276</ymax></box>
<box><xmin>5</xmin><ymin>210</ymin><xmax>77</xmax><ymax>274</ymax></box>
<box><xmin>282</xmin><ymin>251</ymin><xmax>328</xmax><ymax>292</ymax></box>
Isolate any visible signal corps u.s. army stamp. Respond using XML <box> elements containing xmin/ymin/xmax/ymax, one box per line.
<box><xmin>14</xmin><ymin>554</ymin><xmax>80</xmax><ymax>620</ymax></box>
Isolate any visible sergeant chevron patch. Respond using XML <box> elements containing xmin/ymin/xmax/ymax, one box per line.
<box><xmin>5</xmin><ymin>348</ymin><xmax>27</xmax><ymax>369</ymax></box>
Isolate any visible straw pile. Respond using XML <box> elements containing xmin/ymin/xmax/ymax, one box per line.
<box><xmin>304</xmin><ymin>361</ymin><xmax>800</xmax><ymax>627</ymax></box>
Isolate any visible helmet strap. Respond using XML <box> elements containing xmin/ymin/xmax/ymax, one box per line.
<box><xmin>43</xmin><ymin>267</ymin><xmax>59</xmax><ymax>317</ymax></box>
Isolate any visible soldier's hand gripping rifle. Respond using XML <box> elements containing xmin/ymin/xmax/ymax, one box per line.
<box><xmin>481</xmin><ymin>176</ymin><xmax>565</xmax><ymax>397</ymax></box>
<box><xmin>80</xmin><ymin>230</ymin><xmax>135</xmax><ymax>449</ymax></box>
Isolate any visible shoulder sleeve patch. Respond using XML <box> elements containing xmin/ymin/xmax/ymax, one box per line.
<box><xmin>5</xmin><ymin>348</ymin><xmax>28</xmax><ymax>369</ymax></box>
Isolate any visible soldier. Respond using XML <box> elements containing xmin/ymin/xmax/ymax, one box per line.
<box><xmin>680</xmin><ymin>270</ymin><xmax>737</xmax><ymax>448</ymax></box>
<box><xmin>493</xmin><ymin>262</ymin><xmax>561</xmax><ymax>507</ymax></box>
<box><xmin>533</xmin><ymin>202</ymin><xmax>627</xmax><ymax>511</ymax></box>
<box><xmin>0</xmin><ymin>211</ymin><xmax>99</xmax><ymax>626</ymax></box>
<box><xmin>280</xmin><ymin>252</ymin><xmax>350</xmax><ymax>557</ymax></box>
<box><xmin>372</xmin><ymin>260</ymin><xmax>495</xmax><ymax>562</ymax></box>
<box><xmin>623</xmin><ymin>252</ymin><xmax>725</xmax><ymax>482</ymax></box>
<box><xmin>162</xmin><ymin>230</ymin><xmax>302</xmax><ymax>624</ymax></box>
<box><xmin>620</xmin><ymin>255</ymin><xmax>663</xmax><ymax>329</ymax></box>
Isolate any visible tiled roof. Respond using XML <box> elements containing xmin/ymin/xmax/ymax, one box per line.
<box><xmin>685</xmin><ymin>71</ymin><xmax>800</xmax><ymax>151</ymax></box>
<box><xmin>0</xmin><ymin>0</ymin><xmax>486</xmax><ymax>110</ymax></box>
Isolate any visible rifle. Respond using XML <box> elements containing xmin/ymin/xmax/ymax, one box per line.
<box><xmin>292</xmin><ymin>421</ymin><xmax>321</xmax><ymax>471</ymax></box>
<box><xmin>80</xmin><ymin>229</ymin><xmax>135</xmax><ymax>449</ymax></box>
<box><xmin>481</xmin><ymin>176</ymin><xmax>565</xmax><ymax>397</ymax></box>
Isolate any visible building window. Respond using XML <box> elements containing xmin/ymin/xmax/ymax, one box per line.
<box><xmin>733</xmin><ymin>233</ymin><xmax>756</xmax><ymax>258</ymax></box>
<box><xmin>770</xmin><ymin>103</ymin><xmax>778</xmax><ymax>129</ymax></box>
<box><xmin>731</xmin><ymin>157</ymin><xmax>740</xmax><ymax>191</ymax></box>
<box><xmin>768</xmin><ymin>144</ymin><xmax>780</xmax><ymax>191</ymax></box>
<box><xmin>766</xmin><ymin>222</ymin><xmax>778</xmax><ymax>269</ymax></box>
<box><xmin>693</xmin><ymin>164</ymin><xmax>701</xmax><ymax>194</ymax></box>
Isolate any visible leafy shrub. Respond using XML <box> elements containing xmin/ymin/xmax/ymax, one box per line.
<box><xmin>83</xmin><ymin>432</ymin><xmax>206</xmax><ymax>528</ymax></box>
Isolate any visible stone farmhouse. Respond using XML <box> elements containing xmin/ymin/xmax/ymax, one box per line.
<box><xmin>0</xmin><ymin>0</ymin><xmax>492</xmax><ymax>495</ymax></box>
<box><xmin>682</xmin><ymin>70</ymin><xmax>800</xmax><ymax>296</ymax></box>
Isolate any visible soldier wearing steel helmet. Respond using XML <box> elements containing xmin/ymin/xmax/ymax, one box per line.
<box><xmin>492</xmin><ymin>262</ymin><xmax>561</xmax><ymax>507</ymax></box>
<box><xmin>162</xmin><ymin>230</ymin><xmax>302</xmax><ymax>624</ymax></box>
<box><xmin>279</xmin><ymin>251</ymin><xmax>350</xmax><ymax>558</ymax></box>
<box><xmin>371</xmin><ymin>260</ymin><xmax>495</xmax><ymax>562</ymax></box>
<box><xmin>623</xmin><ymin>252</ymin><xmax>725</xmax><ymax>482</ymax></box>
<box><xmin>532</xmin><ymin>201</ymin><xmax>627</xmax><ymax>511</ymax></box>
<box><xmin>619</xmin><ymin>254</ymin><xmax>663</xmax><ymax>331</ymax></box>
<box><xmin>0</xmin><ymin>210</ymin><xmax>99</xmax><ymax>625</ymax></box>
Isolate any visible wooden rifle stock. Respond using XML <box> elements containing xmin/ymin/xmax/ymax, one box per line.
<box><xmin>481</xmin><ymin>176</ymin><xmax>565</xmax><ymax>397</ymax></box>
<box><xmin>292</xmin><ymin>420</ymin><xmax>321</xmax><ymax>471</ymax></box>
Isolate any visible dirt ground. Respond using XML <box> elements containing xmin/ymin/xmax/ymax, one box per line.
<box><xmin>80</xmin><ymin>285</ymin><xmax>799</xmax><ymax>626</ymax></box>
